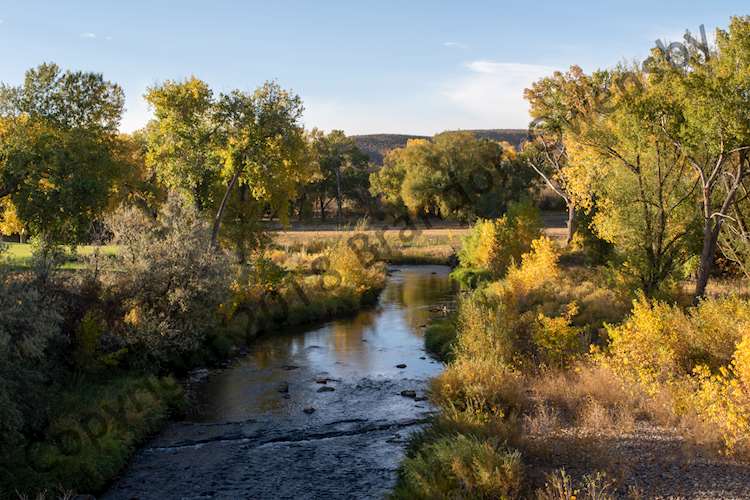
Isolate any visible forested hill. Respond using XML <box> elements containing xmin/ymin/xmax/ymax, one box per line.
<box><xmin>353</xmin><ymin>129</ymin><xmax>528</xmax><ymax>164</ymax></box>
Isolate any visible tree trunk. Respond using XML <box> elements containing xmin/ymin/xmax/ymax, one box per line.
<box><xmin>565</xmin><ymin>203</ymin><xmax>577</xmax><ymax>247</ymax></box>
<box><xmin>694</xmin><ymin>220</ymin><xmax>722</xmax><ymax>302</ymax></box>
<box><xmin>319</xmin><ymin>197</ymin><xmax>326</xmax><ymax>221</ymax></box>
<box><xmin>210</xmin><ymin>170</ymin><xmax>241</xmax><ymax>250</ymax></box>
<box><xmin>335</xmin><ymin>167</ymin><xmax>343</xmax><ymax>222</ymax></box>
<box><xmin>235</xmin><ymin>184</ymin><xmax>249</xmax><ymax>264</ymax></box>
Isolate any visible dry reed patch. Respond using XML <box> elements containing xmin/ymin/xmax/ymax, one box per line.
<box><xmin>529</xmin><ymin>364</ymin><xmax>644</xmax><ymax>434</ymax></box>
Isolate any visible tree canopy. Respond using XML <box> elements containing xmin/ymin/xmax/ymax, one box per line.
<box><xmin>0</xmin><ymin>63</ymin><xmax>124</xmax><ymax>243</ymax></box>
<box><xmin>370</xmin><ymin>131</ymin><xmax>532</xmax><ymax>221</ymax></box>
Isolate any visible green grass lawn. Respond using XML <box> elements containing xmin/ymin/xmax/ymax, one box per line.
<box><xmin>3</xmin><ymin>243</ymin><xmax>119</xmax><ymax>268</ymax></box>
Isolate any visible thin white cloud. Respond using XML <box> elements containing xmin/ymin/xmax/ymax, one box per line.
<box><xmin>443</xmin><ymin>41</ymin><xmax>468</xmax><ymax>49</ymax></box>
<box><xmin>80</xmin><ymin>32</ymin><xmax>97</xmax><ymax>39</ymax></box>
<box><xmin>442</xmin><ymin>61</ymin><xmax>558</xmax><ymax>128</ymax></box>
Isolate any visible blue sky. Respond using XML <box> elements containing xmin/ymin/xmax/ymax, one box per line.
<box><xmin>0</xmin><ymin>1</ymin><xmax>746</xmax><ymax>135</ymax></box>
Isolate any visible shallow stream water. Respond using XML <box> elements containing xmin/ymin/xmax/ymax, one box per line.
<box><xmin>105</xmin><ymin>265</ymin><xmax>456</xmax><ymax>500</ymax></box>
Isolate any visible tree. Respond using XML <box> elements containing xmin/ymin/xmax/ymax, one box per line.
<box><xmin>370</xmin><ymin>132</ymin><xmax>530</xmax><ymax>221</ymax></box>
<box><xmin>0</xmin><ymin>63</ymin><xmax>125</xmax><ymax>243</ymax></box>
<box><xmin>524</xmin><ymin>70</ymin><xmax>585</xmax><ymax>246</ymax></box>
<box><xmin>308</xmin><ymin>129</ymin><xmax>371</xmax><ymax>221</ymax></box>
<box><xmin>145</xmin><ymin>79</ymin><xmax>310</xmax><ymax>256</ymax></box>
<box><xmin>209</xmin><ymin>82</ymin><xmax>308</xmax><ymax>251</ymax></box>
<box><xmin>646</xmin><ymin>17</ymin><xmax>750</xmax><ymax>300</ymax></box>
<box><xmin>145</xmin><ymin>77</ymin><xmax>220</xmax><ymax>212</ymax></box>
<box><xmin>109</xmin><ymin>131</ymin><xmax>166</xmax><ymax>216</ymax></box>
<box><xmin>553</xmin><ymin>66</ymin><xmax>700</xmax><ymax>294</ymax></box>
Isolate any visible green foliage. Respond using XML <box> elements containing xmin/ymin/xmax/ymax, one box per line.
<box><xmin>395</xmin><ymin>434</ymin><xmax>523</xmax><ymax>500</ymax></box>
<box><xmin>0</xmin><ymin>63</ymin><xmax>125</xmax><ymax>244</ymax></box>
<box><xmin>424</xmin><ymin>320</ymin><xmax>457</xmax><ymax>361</ymax></box>
<box><xmin>305</xmin><ymin>129</ymin><xmax>372</xmax><ymax>219</ymax></box>
<box><xmin>0</xmin><ymin>268</ymin><xmax>63</xmax><ymax>445</ymax></box>
<box><xmin>145</xmin><ymin>77</ymin><xmax>220</xmax><ymax>211</ymax></box>
<box><xmin>554</xmin><ymin>66</ymin><xmax>702</xmax><ymax>296</ymax></box>
<box><xmin>370</xmin><ymin>132</ymin><xmax>534</xmax><ymax>221</ymax></box>
<box><xmin>146</xmin><ymin>79</ymin><xmax>309</xmax><ymax>255</ymax></box>
<box><xmin>454</xmin><ymin>200</ymin><xmax>542</xmax><ymax>286</ymax></box>
<box><xmin>106</xmin><ymin>197</ymin><xmax>231</xmax><ymax>366</ymax></box>
<box><xmin>0</xmin><ymin>375</ymin><xmax>184</xmax><ymax>496</ymax></box>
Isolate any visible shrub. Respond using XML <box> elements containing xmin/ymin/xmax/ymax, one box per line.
<box><xmin>107</xmin><ymin>197</ymin><xmax>231</xmax><ymax>366</ymax></box>
<box><xmin>607</xmin><ymin>295</ymin><xmax>750</xmax><ymax>391</ymax></box>
<box><xmin>533</xmin><ymin>304</ymin><xmax>585</xmax><ymax>368</ymax></box>
<box><xmin>424</xmin><ymin>320</ymin><xmax>457</xmax><ymax>361</ymax></box>
<box><xmin>455</xmin><ymin>291</ymin><xmax>526</xmax><ymax>365</ymax></box>
<box><xmin>0</xmin><ymin>268</ymin><xmax>63</xmax><ymax>444</ymax></box>
<box><xmin>501</xmin><ymin>236</ymin><xmax>560</xmax><ymax>301</ymax></box>
<box><xmin>432</xmin><ymin>357</ymin><xmax>527</xmax><ymax>417</ymax></box>
<box><xmin>327</xmin><ymin>237</ymin><xmax>386</xmax><ymax>292</ymax></box>
<box><xmin>605</xmin><ymin>295</ymin><xmax>689</xmax><ymax>391</ymax></box>
<box><xmin>536</xmin><ymin>469</ymin><xmax>616</xmax><ymax>500</ymax></box>
<box><xmin>605</xmin><ymin>295</ymin><xmax>750</xmax><ymax>455</ymax></box>
<box><xmin>685</xmin><ymin>296</ymin><xmax>750</xmax><ymax>370</ymax></box>
<box><xmin>395</xmin><ymin>434</ymin><xmax>523</xmax><ymax>500</ymax></box>
<box><xmin>736</xmin><ymin>334</ymin><xmax>750</xmax><ymax>390</ymax></box>
<box><xmin>685</xmin><ymin>362</ymin><xmax>749</xmax><ymax>456</ymax></box>
<box><xmin>2</xmin><ymin>375</ymin><xmax>184</xmax><ymax>495</ymax></box>
<box><xmin>454</xmin><ymin>200</ymin><xmax>541</xmax><ymax>286</ymax></box>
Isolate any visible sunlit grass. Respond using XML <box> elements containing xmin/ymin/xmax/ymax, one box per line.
<box><xmin>3</xmin><ymin>243</ymin><xmax>119</xmax><ymax>268</ymax></box>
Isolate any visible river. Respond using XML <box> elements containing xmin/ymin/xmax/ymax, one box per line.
<box><xmin>104</xmin><ymin>265</ymin><xmax>456</xmax><ymax>500</ymax></box>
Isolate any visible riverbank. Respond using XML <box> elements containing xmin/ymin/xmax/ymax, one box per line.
<box><xmin>394</xmin><ymin>236</ymin><xmax>750</xmax><ymax>498</ymax></box>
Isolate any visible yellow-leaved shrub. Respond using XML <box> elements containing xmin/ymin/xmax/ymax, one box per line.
<box><xmin>605</xmin><ymin>295</ymin><xmax>690</xmax><ymax>392</ymax></box>
<box><xmin>606</xmin><ymin>295</ymin><xmax>750</xmax><ymax>455</ymax></box>
<box><xmin>454</xmin><ymin>201</ymin><xmax>542</xmax><ymax>286</ymax></box>
<box><xmin>533</xmin><ymin>303</ymin><xmax>584</xmax><ymax>368</ymax></box>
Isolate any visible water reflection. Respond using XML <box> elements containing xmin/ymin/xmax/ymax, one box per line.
<box><xmin>193</xmin><ymin>265</ymin><xmax>456</xmax><ymax>423</ymax></box>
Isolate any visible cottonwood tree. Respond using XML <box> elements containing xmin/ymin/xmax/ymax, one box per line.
<box><xmin>0</xmin><ymin>63</ymin><xmax>124</xmax><ymax>243</ymax></box>
<box><xmin>718</xmin><ymin>179</ymin><xmax>750</xmax><ymax>278</ymax></box>
<box><xmin>647</xmin><ymin>17</ymin><xmax>750</xmax><ymax>299</ymax></box>
<box><xmin>555</xmin><ymin>66</ymin><xmax>700</xmax><ymax>294</ymax></box>
<box><xmin>145</xmin><ymin>77</ymin><xmax>220</xmax><ymax>212</ymax></box>
<box><xmin>210</xmin><ymin>82</ymin><xmax>308</xmax><ymax>252</ymax></box>
<box><xmin>145</xmin><ymin>79</ymin><xmax>309</xmax><ymax>256</ymax></box>
<box><xmin>307</xmin><ymin>129</ymin><xmax>370</xmax><ymax>221</ymax></box>
<box><xmin>524</xmin><ymin>70</ymin><xmax>584</xmax><ymax>246</ymax></box>
<box><xmin>370</xmin><ymin>131</ymin><xmax>529</xmax><ymax>221</ymax></box>
<box><xmin>109</xmin><ymin>131</ymin><xmax>166</xmax><ymax>216</ymax></box>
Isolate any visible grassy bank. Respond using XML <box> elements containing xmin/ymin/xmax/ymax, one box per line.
<box><xmin>0</xmin><ymin>374</ymin><xmax>184</xmax><ymax>497</ymax></box>
<box><xmin>396</xmin><ymin>233</ymin><xmax>750</xmax><ymax>498</ymax></box>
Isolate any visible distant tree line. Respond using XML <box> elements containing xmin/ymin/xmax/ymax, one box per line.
<box><xmin>0</xmin><ymin>67</ymin><xmax>540</xmax><ymax>257</ymax></box>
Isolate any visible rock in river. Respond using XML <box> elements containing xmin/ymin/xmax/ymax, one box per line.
<box><xmin>400</xmin><ymin>390</ymin><xmax>417</xmax><ymax>398</ymax></box>
<box><xmin>303</xmin><ymin>406</ymin><xmax>316</xmax><ymax>414</ymax></box>
<box><xmin>317</xmin><ymin>386</ymin><xmax>335</xmax><ymax>393</ymax></box>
